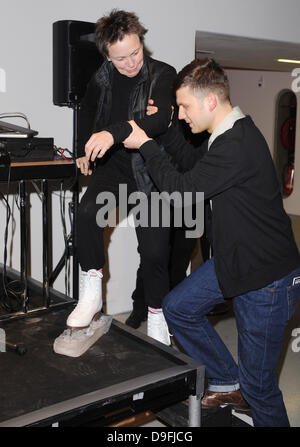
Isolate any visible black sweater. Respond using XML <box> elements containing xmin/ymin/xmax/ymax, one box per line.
<box><xmin>77</xmin><ymin>56</ymin><xmax>176</xmax><ymax>195</ymax></box>
<box><xmin>139</xmin><ymin>115</ymin><xmax>300</xmax><ymax>297</ymax></box>
<box><xmin>77</xmin><ymin>57</ymin><xmax>176</xmax><ymax>157</ymax></box>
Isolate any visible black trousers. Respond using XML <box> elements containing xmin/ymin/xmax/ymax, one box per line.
<box><xmin>77</xmin><ymin>153</ymin><xmax>170</xmax><ymax>308</ymax></box>
<box><xmin>131</xmin><ymin>227</ymin><xmax>211</xmax><ymax>309</ymax></box>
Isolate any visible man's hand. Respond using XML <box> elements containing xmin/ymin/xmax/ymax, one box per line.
<box><xmin>85</xmin><ymin>130</ymin><xmax>114</xmax><ymax>161</ymax></box>
<box><xmin>123</xmin><ymin>120</ymin><xmax>152</xmax><ymax>149</ymax></box>
<box><xmin>146</xmin><ymin>99</ymin><xmax>174</xmax><ymax>126</ymax></box>
<box><xmin>76</xmin><ymin>155</ymin><xmax>93</xmax><ymax>176</ymax></box>
<box><xmin>146</xmin><ymin>99</ymin><xmax>158</xmax><ymax>116</ymax></box>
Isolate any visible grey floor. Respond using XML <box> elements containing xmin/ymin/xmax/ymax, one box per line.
<box><xmin>114</xmin><ymin>214</ymin><xmax>300</xmax><ymax>427</ymax></box>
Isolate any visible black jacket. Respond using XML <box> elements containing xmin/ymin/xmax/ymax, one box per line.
<box><xmin>139</xmin><ymin>115</ymin><xmax>300</xmax><ymax>297</ymax></box>
<box><xmin>77</xmin><ymin>55</ymin><xmax>176</xmax><ymax>195</ymax></box>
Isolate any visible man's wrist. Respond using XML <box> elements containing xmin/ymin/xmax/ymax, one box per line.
<box><xmin>102</xmin><ymin>122</ymin><xmax>131</xmax><ymax>144</ymax></box>
<box><xmin>139</xmin><ymin>138</ymin><xmax>153</xmax><ymax>149</ymax></box>
<box><xmin>139</xmin><ymin>139</ymin><xmax>157</xmax><ymax>157</ymax></box>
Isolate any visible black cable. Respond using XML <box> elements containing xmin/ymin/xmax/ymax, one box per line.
<box><xmin>60</xmin><ymin>181</ymin><xmax>72</xmax><ymax>295</ymax></box>
<box><xmin>53</xmin><ymin>145</ymin><xmax>74</xmax><ymax>161</ymax></box>
<box><xmin>0</xmin><ymin>187</ymin><xmax>12</xmax><ymax>311</ymax></box>
<box><xmin>0</xmin><ymin>165</ymin><xmax>25</xmax><ymax>312</ymax></box>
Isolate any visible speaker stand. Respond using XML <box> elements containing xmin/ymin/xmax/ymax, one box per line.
<box><xmin>49</xmin><ymin>103</ymin><xmax>80</xmax><ymax>300</ymax></box>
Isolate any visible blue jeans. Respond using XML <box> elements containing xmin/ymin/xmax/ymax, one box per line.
<box><xmin>163</xmin><ymin>258</ymin><xmax>300</xmax><ymax>427</ymax></box>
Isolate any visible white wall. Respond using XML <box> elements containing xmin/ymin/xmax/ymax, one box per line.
<box><xmin>1</xmin><ymin>0</ymin><xmax>300</xmax><ymax>314</ymax></box>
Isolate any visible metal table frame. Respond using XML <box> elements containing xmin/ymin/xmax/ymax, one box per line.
<box><xmin>0</xmin><ymin>160</ymin><xmax>78</xmax><ymax>319</ymax></box>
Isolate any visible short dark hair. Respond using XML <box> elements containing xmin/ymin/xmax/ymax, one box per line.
<box><xmin>174</xmin><ymin>58</ymin><xmax>230</xmax><ymax>102</ymax></box>
<box><xmin>95</xmin><ymin>9</ymin><xmax>148</xmax><ymax>57</ymax></box>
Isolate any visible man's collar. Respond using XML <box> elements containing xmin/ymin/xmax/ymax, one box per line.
<box><xmin>208</xmin><ymin>106</ymin><xmax>245</xmax><ymax>149</ymax></box>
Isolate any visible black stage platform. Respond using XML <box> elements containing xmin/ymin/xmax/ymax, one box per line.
<box><xmin>0</xmin><ymin>160</ymin><xmax>205</xmax><ymax>428</ymax></box>
<box><xmin>0</xmin><ymin>305</ymin><xmax>205</xmax><ymax>427</ymax></box>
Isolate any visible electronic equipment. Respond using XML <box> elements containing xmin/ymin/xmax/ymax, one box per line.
<box><xmin>0</xmin><ymin>142</ymin><xmax>10</xmax><ymax>166</ymax></box>
<box><xmin>0</xmin><ymin>120</ymin><xmax>38</xmax><ymax>138</ymax></box>
<box><xmin>0</xmin><ymin>137</ymin><xmax>54</xmax><ymax>162</ymax></box>
<box><xmin>53</xmin><ymin>20</ymin><xmax>103</xmax><ymax>107</ymax></box>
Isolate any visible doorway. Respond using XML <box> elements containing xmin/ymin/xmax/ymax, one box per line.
<box><xmin>274</xmin><ymin>89</ymin><xmax>297</xmax><ymax>197</ymax></box>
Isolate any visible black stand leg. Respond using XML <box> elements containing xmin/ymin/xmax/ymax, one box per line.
<box><xmin>48</xmin><ymin>104</ymin><xmax>80</xmax><ymax>300</ymax></box>
<box><xmin>71</xmin><ymin>181</ymin><xmax>79</xmax><ymax>300</ymax></box>
<box><xmin>71</xmin><ymin>103</ymin><xmax>80</xmax><ymax>300</ymax></box>
<box><xmin>42</xmin><ymin>179</ymin><xmax>50</xmax><ymax>308</ymax></box>
<box><xmin>19</xmin><ymin>180</ymin><xmax>28</xmax><ymax>312</ymax></box>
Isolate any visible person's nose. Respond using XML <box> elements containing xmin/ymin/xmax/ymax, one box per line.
<box><xmin>127</xmin><ymin>57</ymin><xmax>135</xmax><ymax>68</ymax></box>
<box><xmin>178</xmin><ymin>106</ymin><xmax>185</xmax><ymax>121</ymax></box>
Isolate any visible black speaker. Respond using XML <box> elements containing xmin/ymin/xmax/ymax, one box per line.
<box><xmin>53</xmin><ymin>20</ymin><xmax>103</xmax><ymax>107</ymax></box>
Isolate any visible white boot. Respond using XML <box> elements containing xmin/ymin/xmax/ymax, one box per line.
<box><xmin>67</xmin><ymin>269</ymin><xmax>103</xmax><ymax>329</ymax></box>
<box><xmin>53</xmin><ymin>269</ymin><xmax>112</xmax><ymax>357</ymax></box>
<box><xmin>147</xmin><ymin>307</ymin><xmax>171</xmax><ymax>346</ymax></box>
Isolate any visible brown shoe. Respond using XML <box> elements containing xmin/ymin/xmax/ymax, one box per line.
<box><xmin>201</xmin><ymin>389</ymin><xmax>250</xmax><ymax>413</ymax></box>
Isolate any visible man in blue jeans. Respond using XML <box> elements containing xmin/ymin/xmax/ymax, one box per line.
<box><xmin>122</xmin><ymin>58</ymin><xmax>300</xmax><ymax>426</ymax></box>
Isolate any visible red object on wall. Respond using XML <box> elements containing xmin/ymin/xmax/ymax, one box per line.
<box><xmin>282</xmin><ymin>163</ymin><xmax>295</xmax><ymax>196</ymax></box>
<box><xmin>280</xmin><ymin>117</ymin><xmax>296</xmax><ymax>150</ymax></box>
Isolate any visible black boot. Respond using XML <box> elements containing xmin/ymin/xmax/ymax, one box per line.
<box><xmin>125</xmin><ymin>301</ymin><xmax>148</xmax><ymax>329</ymax></box>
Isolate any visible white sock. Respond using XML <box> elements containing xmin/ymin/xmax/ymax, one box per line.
<box><xmin>148</xmin><ymin>306</ymin><xmax>163</xmax><ymax>314</ymax></box>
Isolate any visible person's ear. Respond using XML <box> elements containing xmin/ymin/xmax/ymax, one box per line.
<box><xmin>206</xmin><ymin>92</ymin><xmax>217</xmax><ymax>112</ymax></box>
<box><xmin>106</xmin><ymin>49</ymin><xmax>111</xmax><ymax>62</ymax></box>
